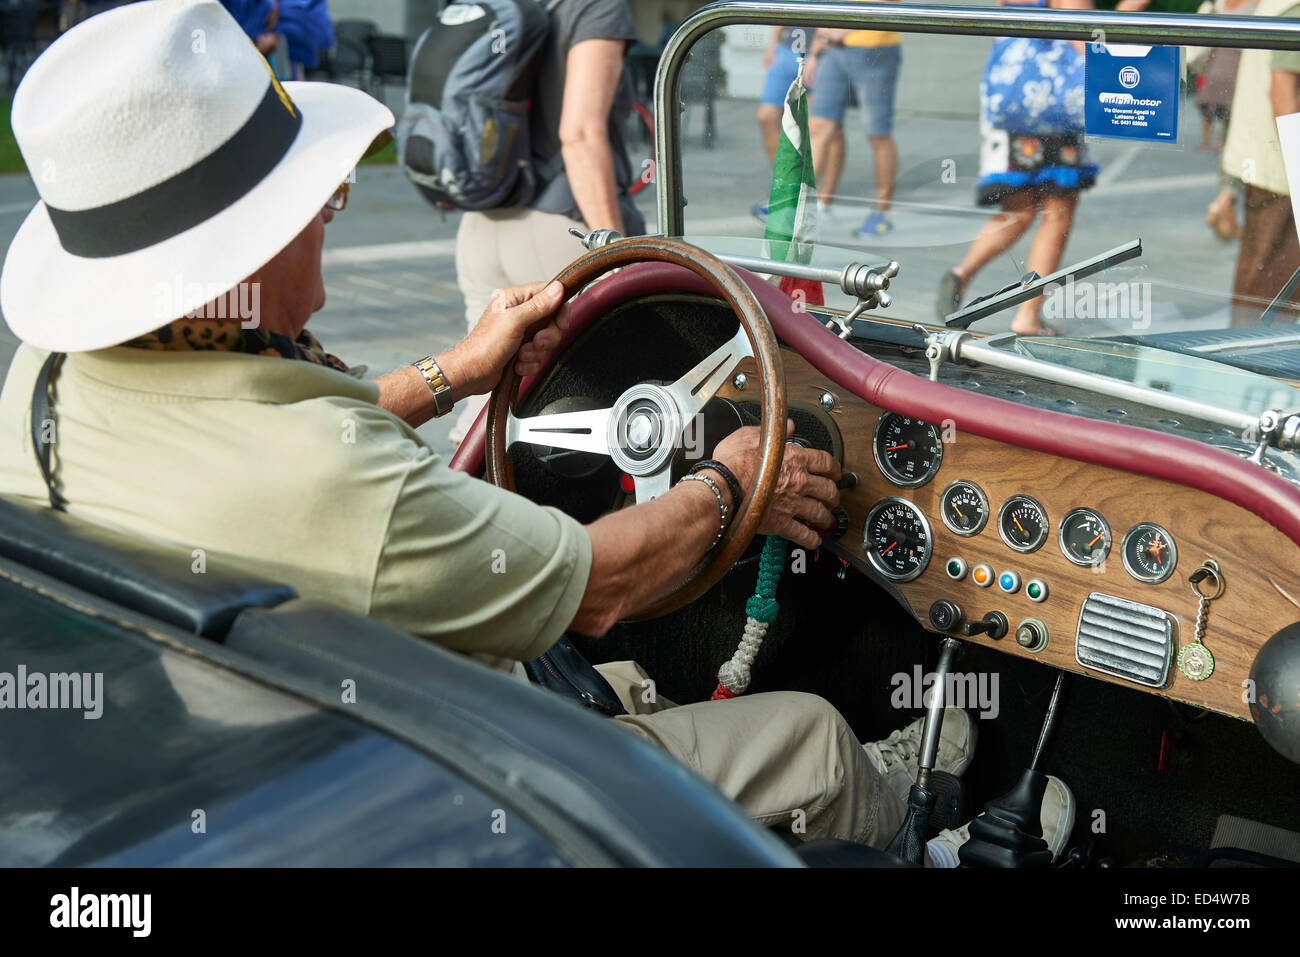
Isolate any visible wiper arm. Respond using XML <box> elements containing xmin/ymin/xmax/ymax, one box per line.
<box><xmin>1259</xmin><ymin>263</ymin><xmax>1300</xmax><ymax>326</ymax></box>
<box><xmin>945</xmin><ymin>239</ymin><xmax>1144</xmax><ymax>330</ymax></box>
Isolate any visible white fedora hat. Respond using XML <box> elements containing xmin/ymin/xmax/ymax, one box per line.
<box><xmin>1</xmin><ymin>0</ymin><xmax>395</xmax><ymax>352</ymax></box>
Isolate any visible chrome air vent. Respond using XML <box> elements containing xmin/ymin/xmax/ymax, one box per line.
<box><xmin>1075</xmin><ymin>592</ymin><xmax>1176</xmax><ymax>688</ymax></box>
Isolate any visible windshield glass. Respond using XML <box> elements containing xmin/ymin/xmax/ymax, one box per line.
<box><xmin>665</xmin><ymin>7</ymin><xmax>1300</xmax><ymax>391</ymax></box>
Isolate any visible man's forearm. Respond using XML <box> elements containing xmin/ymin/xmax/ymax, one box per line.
<box><xmin>1273</xmin><ymin>70</ymin><xmax>1300</xmax><ymax>117</ymax></box>
<box><xmin>571</xmin><ymin>479</ymin><xmax>725</xmax><ymax>636</ymax></box>
<box><xmin>374</xmin><ymin>351</ymin><xmax>481</xmax><ymax>428</ymax></box>
<box><xmin>562</xmin><ymin>135</ymin><xmax>625</xmax><ymax>234</ymax></box>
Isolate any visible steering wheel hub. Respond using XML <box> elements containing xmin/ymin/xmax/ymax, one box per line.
<box><xmin>608</xmin><ymin>384</ymin><xmax>681</xmax><ymax>476</ymax></box>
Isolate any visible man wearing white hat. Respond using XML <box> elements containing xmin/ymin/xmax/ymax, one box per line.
<box><xmin>0</xmin><ymin>0</ymin><xmax>993</xmax><ymax>856</ymax></box>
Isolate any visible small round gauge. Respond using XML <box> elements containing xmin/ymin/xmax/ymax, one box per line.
<box><xmin>1058</xmin><ymin>508</ymin><xmax>1112</xmax><ymax>567</ymax></box>
<box><xmin>1121</xmin><ymin>522</ymin><xmax>1178</xmax><ymax>584</ymax></box>
<box><xmin>997</xmin><ymin>494</ymin><xmax>1049</xmax><ymax>553</ymax></box>
<box><xmin>863</xmin><ymin>497</ymin><xmax>933</xmax><ymax>582</ymax></box>
<box><xmin>872</xmin><ymin>413</ymin><xmax>943</xmax><ymax>488</ymax></box>
<box><xmin>940</xmin><ymin>480</ymin><xmax>989</xmax><ymax>537</ymax></box>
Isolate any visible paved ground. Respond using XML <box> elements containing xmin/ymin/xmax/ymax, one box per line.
<box><xmin>0</xmin><ymin>29</ymin><xmax>1244</xmax><ymax>459</ymax></box>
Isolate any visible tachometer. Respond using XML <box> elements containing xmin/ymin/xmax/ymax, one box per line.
<box><xmin>872</xmin><ymin>413</ymin><xmax>943</xmax><ymax>488</ymax></box>
<box><xmin>1058</xmin><ymin>508</ymin><xmax>1111</xmax><ymax>567</ymax></box>
<box><xmin>998</xmin><ymin>494</ymin><xmax>1049</xmax><ymax>553</ymax></box>
<box><xmin>940</xmin><ymin>479</ymin><xmax>989</xmax><ymax>537</ymax></box>
<box><xmin>1121</xmin><ymin>522</ymin><xmax>1177</xmax><ymax>584</ymax></box>
<box><xmin>863</xmin><ymin>498</ymin><xmax>932</xmax><ymax>582</ymax></box>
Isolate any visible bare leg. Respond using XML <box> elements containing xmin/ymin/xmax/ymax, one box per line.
<box><xmin>810</xmin><ymin>117</ymin><xmax>844</xmax><ymax>206</ymax></box>
<box><xmin>827</xmin><ymin>126</ymin><xmax>846</xmax><ymax>205</ymax></box>
<box><xmin>1010</xmin><ymin>191</ymin><xmax>1079</xmax><ymax>334</ymax></box>
<box><xmin>757</xmin><ymin>104</ymin><xmax>782</xmax><ymax>165</ymax></box>
<box><xmin>955</xmin><ymin>191</ymin><xmax>1038</xmax><ymax>285</ymax></box>
<box><xmin>869</xmin><ymin>134</ymin><xmax>897</xmax><ymax>212</ymax></box>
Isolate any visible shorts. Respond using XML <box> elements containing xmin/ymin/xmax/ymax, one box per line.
<box><xmin>1199</xmin><ymin>102</ymin><xmax>1230</xmax><ymax>124</ymax></box>
<box><xmin>976</xmin><ymin>130</ymin><xmax>1098</xmax><ymax>206</ymax></box>
<box><xmin>808</xmin><ymin>44</ymin><xmax>900</xmax><ymax>138</ymax></box>
<box><xmin>759</xmin><ymin>42</ymin><xmax>806</xmax><ymax>107</ymax></box>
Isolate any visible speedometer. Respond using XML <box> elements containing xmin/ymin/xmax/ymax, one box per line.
<box><xmin>863</xmin><ymin>498</ymin><xmax>932</xmax><ymax>582</ymax></box>
<box><xmin>872</xmin><ymin>413</ymin><xmax>943</xmax><ymax>488</ymax></box>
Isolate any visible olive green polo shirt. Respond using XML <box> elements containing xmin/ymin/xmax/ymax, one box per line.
<box><xmin>0</xmin><ymin>344</ymin><xmax>591</xmax><ymax>666</ymax></box>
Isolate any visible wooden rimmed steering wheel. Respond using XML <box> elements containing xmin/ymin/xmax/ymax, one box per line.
<box><xmin>485</xmin><ymin>237</ymin><xmax>787</xmax><ymax>618</ymax></box>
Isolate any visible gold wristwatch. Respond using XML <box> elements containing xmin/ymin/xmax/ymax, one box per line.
<box><xmin>413</xmin><ymin>355</ymin><xmax>455</xmax><ymax>418</ymax></box>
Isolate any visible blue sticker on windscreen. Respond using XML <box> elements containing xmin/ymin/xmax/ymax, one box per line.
<box><xmin>1084</xmin><ymin>44</ymin><xmax>1180</xmax><ymax>142</ymax></box>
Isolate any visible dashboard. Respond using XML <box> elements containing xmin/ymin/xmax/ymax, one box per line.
<box><xmin>718</xmin><ymin>345</ymin><xmax>1300</xmax><ymax>721</ymax></box>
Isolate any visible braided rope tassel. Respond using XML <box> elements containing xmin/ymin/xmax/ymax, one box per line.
<box><xmin>712</xmin><ymin>536</ymin><xmax>789</xmax><ymax>699</ymax></box>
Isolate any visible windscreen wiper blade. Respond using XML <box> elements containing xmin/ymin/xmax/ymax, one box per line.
<box><xmin>1259</xmin><ymin>263</ymin><xmax>1300</xmax><ymax>326</ymax></box>
<box><xmin>944</xmin><ymin>239</ymin><xmax>1144</xmax><ymax>330</ymax></box>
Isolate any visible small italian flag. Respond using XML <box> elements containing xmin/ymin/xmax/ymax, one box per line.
<box><xmin>763</xmin><ymin>59</ymin><xmax>824</xmax><ymax>307</ymax></box>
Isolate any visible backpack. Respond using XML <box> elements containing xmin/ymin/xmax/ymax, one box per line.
<box><xmin>397</xmin><ymin>0</ymin><xmax>563</xmax><ymax>211</ymax></box>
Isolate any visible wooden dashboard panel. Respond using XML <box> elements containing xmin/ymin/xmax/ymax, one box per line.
<box><xmin>718</xmin><ymin>348</ymin><xmax>1300</xmax><ymax>721</ymax></box>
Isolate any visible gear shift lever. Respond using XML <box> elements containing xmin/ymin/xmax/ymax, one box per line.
<box><xmin>959</xmin><ymin>672</ymin><xmax>1071</xmax><ymax>868</ymax></box>
<box><xmin>885</xmin><ymin>637</ymin><xmax>964</xmax><ymax>864</ymax></box>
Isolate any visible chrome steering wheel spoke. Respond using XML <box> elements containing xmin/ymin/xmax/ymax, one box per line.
<box><xmin>663</xmin><ymin>325</ymin><xmax>753</xmax><ymax>422</ymax></box>
<box><xmin>632</xmin><ymin>469</ymin><xmax>672</xmax><ymax>504</ymax></box>
<box><xmin>504</xmin><ymin>326</ymin><xmax>752</xmax><ymax>504</ymax></box>
<box><xmin>506</xmin><ymin>407</ymin><xmax>613</xmax><ymax>457</ymax></box>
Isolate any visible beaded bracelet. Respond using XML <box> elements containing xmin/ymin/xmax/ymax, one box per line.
<box><xmin>688</xmin><ymin>459</ymin><xmax>744</xmax><ymax>510</ymax></box>
<box><xmin>678</xmin><ymin>473</ymin><xmax>731</xmax><ymax>550</ymax></box>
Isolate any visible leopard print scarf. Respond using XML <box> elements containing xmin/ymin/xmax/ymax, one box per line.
<box><xmin>123</xmin><ymin>318</ymin><xmax>349</xmax><ymax>372</ymax></box>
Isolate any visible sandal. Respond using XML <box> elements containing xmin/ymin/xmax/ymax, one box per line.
<box><xmin>936</xmin><ymin>269</ymin><xmax>965</xmax><ymax>321</ymax></box>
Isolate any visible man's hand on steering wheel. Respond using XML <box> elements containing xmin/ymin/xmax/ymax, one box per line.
<box><xmin>713</xmin><ymin>422</ymin><xmax>842</xmax><ymax>550</ymax></box>
<box><xmin>441</xmin><ymin>281</ymin><xmax>571</xmax><ymax>399</ymax></box>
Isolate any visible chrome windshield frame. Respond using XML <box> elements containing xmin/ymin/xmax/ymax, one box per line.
<box><xmin>653</xmin><ymin>0</ymin><xmax>1300</xmax><ymax>236</ymax></box>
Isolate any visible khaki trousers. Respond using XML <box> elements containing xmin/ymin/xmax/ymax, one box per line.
<box><xmin>450</xmin><ymin>208</ymin><xmax>585</xmax><ymax>443</ymax></box>
<box><xmin>596</xmin><ymin>660</ymin><xmax>906</xmax><ymax>846</ymax></box>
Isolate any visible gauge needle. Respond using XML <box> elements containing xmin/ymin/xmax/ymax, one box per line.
<box><xmin>886</xmin><ymin>444</ymin><xmax>908</xmax><ymax>451</ymax></box>
<box><xmin>1087</xmin><ymin>532</ymin><xmax>1103</xmax><ymax>547</ymax></box>
<box><xmin>1147</xmin><ymin>537</ymin><xmax>1164</xmax><ymax>563</ymax></box>
<box><xmin>883</xmin><ymin>541</ymin><xmax>897</xmax><ymax>555</ymax></box>
<box><xmin>951</xmin><ymin>503</ymin><xmax>966</xmax><ymax>520</ymax></box>
<box><xmin>1013</xmin><ymin>516</ymin><xmax>1026</xmax><ymax>534</ymax></box>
